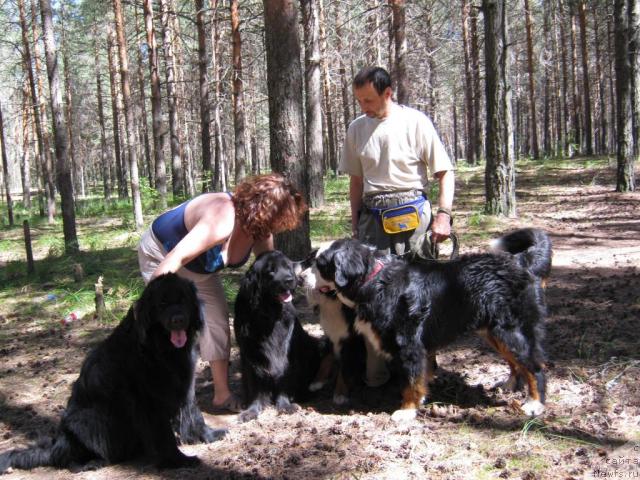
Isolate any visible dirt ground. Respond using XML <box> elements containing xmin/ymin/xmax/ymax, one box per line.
<box><xmin>0</xmin><ymin>161</ymin><xmax>639</xmax><ymax>479</ymax></box>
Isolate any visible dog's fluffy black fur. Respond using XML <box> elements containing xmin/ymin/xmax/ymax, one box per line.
<box><xmin>0</xmin><ymin>273</ymin><xmax>226</xmax><ymax>473</ymax></box>
<box><xmin>310</xmin><ymin>229</ymin><xmax>551</xmax><ymax>421</ymax></box>
<box><xmin>234</xmin><ymin>251</ymin><xmax>331</xmax><ymax>423</ymax></box>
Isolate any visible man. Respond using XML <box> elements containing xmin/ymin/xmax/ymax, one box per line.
<box><xmin>340</xmin><ymin>66</ymin><xmax>455</xmax><ymax>386</ymax></box>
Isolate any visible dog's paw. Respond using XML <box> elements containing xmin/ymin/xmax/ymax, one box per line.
<box><xmin>238</xmin><ymin>408</ymin><xmax>259</xmax><ymax>423</ymax></box>
<box><xmin>200</xmin><ymin>426</ymin><xmax>228</xmax><ymax>443</ymax></box>
<box><xmin>309</xmin><ymin>380</ymin><xmax>325</xmax><ymax>392</ymax></box>
<box><xmin>277</xmin><ymin>402</ymin><xmax>301</xmax><ymax>415</ymax></box>
<box><xmin>391</xmin><ymin>408</ymin><xmax>417</xmax><ymax>423</ymax></box>
<box><xmin>333</xmin><ymin>394</ymin><xmax>349</xmax><ymax>405</ymax></box>
<box><xmin>521</xmin><ymin>399</ymin><xmax>545</xmax><ymax>416</ymax></box>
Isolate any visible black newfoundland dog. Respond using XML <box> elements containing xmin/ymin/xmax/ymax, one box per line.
<box><xmin>306</xmin><ymin>229</ymin><xmax>551</xmax><ymax>422</ymax></box>
<box><xmin>234</xmin><ymin>251</ymin><xmax>331</xmax><ymax>423</ymax></box>
<box><xmin>0</xmin><ymin>273</ymin><xmax>226</xmax><ymax>473</ymax></box>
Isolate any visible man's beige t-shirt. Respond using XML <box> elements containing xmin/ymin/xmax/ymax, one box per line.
<box><xmin>340</xmin><ymin>103</ymin><xmax>454</xmax><ymax>194</ymax></box>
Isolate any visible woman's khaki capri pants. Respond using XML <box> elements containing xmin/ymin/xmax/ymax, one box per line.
<box><xmin>137</xmin><ymin>228</ymin><xmax>230</xmax><ymax>361</ymax></box>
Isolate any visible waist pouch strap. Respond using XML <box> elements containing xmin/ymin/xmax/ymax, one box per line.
<box><xmin>367</xmin><ymin>196</ymin><xmax>426</xmax><ymax>234</ymax></box>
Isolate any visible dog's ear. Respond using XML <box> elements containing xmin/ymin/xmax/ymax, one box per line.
<box><xmin>187</xmin><ymin>281</ymin><xmax>204</xmax><ymax>332</ymax></box>
<box><xmin>240</xmin><ymin>265</ymin><xmax>262</xmax><ymax>309</ymax></box>
<box><xmin>333</xmin><ymin>248</ymin><xmax>367</xmax><ymax>289</ymax></box>
<box><xmin>132</xmin><ymin>299</ymin><xmax>151</xmax><ymax>344</ymax></box>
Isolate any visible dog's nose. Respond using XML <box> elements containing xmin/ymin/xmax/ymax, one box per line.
<box><xmin>170</xmin><ymin>313</ymin><xmax>186</xmax><ymax>327</ymax></box>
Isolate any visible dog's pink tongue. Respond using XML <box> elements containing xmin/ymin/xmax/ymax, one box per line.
<box><xmin>170</xmin><ymin>330</ymin><xmax>187</xmax><ymax>348</ymax></box>
<box><xmin>278</xmin><ymin>291</ymin><xmax>293</xmax><ymax>303</ymax></box>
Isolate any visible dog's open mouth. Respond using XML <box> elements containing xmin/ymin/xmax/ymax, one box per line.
<box><xmin>170</xmin><ymin>329</ymin><xmax>188</xmax><ymax>348</ymax></box>
<box><xmin>278</xmin><ymin>291</ymin><xmax>293</xmax><ymax>303</ymax></box>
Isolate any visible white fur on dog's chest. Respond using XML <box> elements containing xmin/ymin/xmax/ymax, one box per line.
<box><xmin>354</xmin><ymin>318</ymin><xmax>392</xmax><ymax>360</ymax></box>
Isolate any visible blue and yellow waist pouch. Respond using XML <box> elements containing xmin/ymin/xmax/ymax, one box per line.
<box><xmin>370</xmin><ymin>197</ymin><xmax>426</xmax><ymax>234</ymax></box>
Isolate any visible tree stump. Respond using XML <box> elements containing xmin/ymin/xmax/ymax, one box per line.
<box><xmin>94</xmin><ymin>276</ymin><xmax>106</xmax><ymax>322</ymax></box>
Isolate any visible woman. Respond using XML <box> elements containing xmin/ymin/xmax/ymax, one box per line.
<box><xmin>137</xmin><ymin>173</ymin><xmax>307</xmax><ymax>413</ymax></box>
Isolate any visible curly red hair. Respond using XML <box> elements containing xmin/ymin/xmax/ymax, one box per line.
<box><xmin>232</xmin><ymin>173</ymin><xmax>307</xmax><ymax>240</ymax></box>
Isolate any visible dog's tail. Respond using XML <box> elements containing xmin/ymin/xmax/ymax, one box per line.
<box><xmin>491</xmin><ymin>228</ymin><xmax>553</xmax><ymax>281</ymax></box>
<box><xmin>0</xmin><ymin>435</ymin><xmax>76</xmax><ymax>472</ymax></box>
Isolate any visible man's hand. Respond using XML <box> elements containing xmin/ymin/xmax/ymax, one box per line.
<box><xmin>431</xmin><ymin>212</ymin><xmax>452</xmax><ymax>243</ymax></box>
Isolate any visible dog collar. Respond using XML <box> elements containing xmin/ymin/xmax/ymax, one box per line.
<box><xmin>364</xmin><ymin>259</ymin><xmax>384</xmax><ymax>284</ymax></box>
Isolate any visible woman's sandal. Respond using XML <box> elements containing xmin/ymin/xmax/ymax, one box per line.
<box><xmin>211</xmin><ymin>393</ymin><xmax>244</xmax><ymax>414</ymax></box>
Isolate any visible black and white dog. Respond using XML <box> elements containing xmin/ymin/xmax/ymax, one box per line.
<box><xmin>300</xmin><ymin>229</ymin><xmax>552</xmax><ymax>422</ymax></box>
<box><xmin>233</xmin><ymin>251</ymin><xmax>332</xmax><ymax>422</ymax></box>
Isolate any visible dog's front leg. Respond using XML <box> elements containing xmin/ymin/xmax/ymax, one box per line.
<box><xmin>391</xmin><ymin>351</ymin><xmax>428</xmax><ymax>423</ymax></box>
<box><xmin>174</xmin><ymin>368</ymin><xmax>228</xmax><ymax>444</ymax></box>
<box><xmin>238</xmin><ymin>393</ymin><xmax>269</xmax><ymax>423</ymax></box>
<box><xmin>145</xmin><ymin>416</ymin><xmax>200</xmax><ymax>469</ymax></box>
<box><xmin>275</xmin><ymin>394</ymin><xmax>300</xmax><ymax>415</ymax></box>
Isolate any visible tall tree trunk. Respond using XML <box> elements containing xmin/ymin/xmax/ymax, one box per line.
<box><xmin>159</xmin><ymin>0</ymin><xmax>184</xmax><ymax>198</ymax></box>
<box><xmin>461</xmin><ymin>0</ymin><xmax>475</xmax><ymax>164</ymax></box>
<box><xmin>578</xmin><ymin>0</ymin><xmax>593</xmax><ymax>155</ymax></box>
<box><xmin>0</xmin><ymin>104</ymin><xmax>13</xmax><ymax>226</ymax></box>
<box><xmin>39</xmin><ymin>0</ymin><xmax>79</xmax><ymax>253</ymax></box>
<box><xmin>542</xmin><ymin>0</ymin><xmax>552</xmax><ymax>156</ymax></box>
<box><xmin>319</xmin><ymin>0</ymin><xmax>337</xmax><ymax>174</ymax></box>
<box><xmin>614</xmin><ymin>0</ymin><xmax>636</xmax><ymax>191</ymax></box>
<box><xmin>592</xmin><ymin>5</ymin><xmax>607</xmax><ymax>155</ymax></box>
<box><xmin>112</xmin><ymin>0</ymin><xmax>144</xmax><ymax>229</ymax></box>
<box><xmin>134</xmin><ymin>4</ymin><xmax>153</xmax><ymax>188</ymax></box>
<box><xmin>607</xmin><ymin>9</ymin><xmax>618</xmax><ymax>154</ymax></box>
<box><xmin>93</xmin><ymin>25</ymin><xmax>111</xmax><ymax>201</ymax></box>
<box><xmin>143</xmin><ymin>0</ymin><xmax>167</xmax><ymax>209</ymax></box>
<box><xmin>569</xmin><ymin>3</ymin><xmax>581</xmax><ymax>154</ymax></box>
<box><xmin>196</xmin><ymin>0</ymin><xmax>212</xmax><ymax>192</ymax></box>
<box><xmin>210</xmin><ymin>0</ymin><xmax>226</xmax><ymax>191</ymax></box>
<box><xmin>335</xmin><ymin>3</ymin><xmax>351</xmax><ymax>132</ymax></box>
<box><xmin>559</xmin><ymin>1</ymin><xmax>570</xmax><ymax>156</ymax></box>
<box><xmin>629</xmin><ymin>0</ymin><xmax>640</xmax><ymax>157</ymax></box>
<box><xmin>470</xmin><ymin>7</ymin><xmax>482</xmax><ymax>161</ymax></box>
<box><xmin>389</xmin><ymin>0</ymin><xmax>408</xmax><ymax>105</ymax></box>
<box><xmin>483</xmin><ymin>0</ymin><xmax>516</xmax><ymax>216</ymax></box>
<box><xmin>20</xmin><ymin>83</ymin><xmax>32</xmax><ymax>210</ymax></box>
<box><xmin>107</xmin><ymin>27</ymin><xmax>126</xmax><ymax>199</ymax></box>
<box><xmin>263</xmin><ymin>0</ymin><xmax>311</xmax><ymax>259</ymax></box>
<box><xmin>301</xmin><ymin>0</ymin><xmax>325</xmax><ymax>208</ymax></box>
<box><xmin>366</xmin><ymin>0</ymin><xmax>382</xmax><ymax>66</ymax></box>
<box><xmin>23</xmin><ymin>0</ymin><xmax>55</xmax><ymax>222</ymax></box>
<box><xmin>60</xmin><ymin>6</ymin><xmax>79</xmax><ymax>198</ymax></box>
<box><xmin>523</xmin><ymin>0</ymin><xmax>539</xmax><ymax>159</ymax></box>
<box><xmin>230</xmin><ymin>0</ymin><xmax>247</xmax><ymax>183</ymax></box>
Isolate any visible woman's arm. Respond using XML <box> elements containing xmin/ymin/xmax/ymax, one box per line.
<box><xmin>151</xmin><ymin>198</ymin><xmax>235</xmax><ymax>278</ymax></box>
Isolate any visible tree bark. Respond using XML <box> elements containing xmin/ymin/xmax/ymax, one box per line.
<box><xmin>263</xmin><ymin>0</ymin><xmax>311</xmax><ymax>258</ymax></box>
<box><xmin>483</xmin><ymin>0</ymin><xmax>516</xmax><ymax>216</ymax></box>
<box><xmin>22</xmin><ymin>0</ymin><xmax>55</xmax><ymax>222</ymax></box>
<box><xmin>0</xmin><ymin>104</ymin><xmax>13</xmax><ymax>226</ymax></box>
<box><xmin>143</xmin><ymin>0</ymin><xmax>167</xmax><ymax>209</ymax></box>
<box><xmin>389</xmin><ymin>0</ymin><xmax>408</xmax><ymax>105</ymax></box>
<box><xmin>231</xmin><ymin>0</ymin><xmax>247</xmax><ymax>183</ymax></box>
<box><xmin>112</xmin><ymin>0</ymin><xmax>144</xmax><ymax>228</ymax></box>
<box><xmin>578</xmin><ymin>0</ymin><xmax>593</xmax><ymax>155</ymax></box>
<box><xmin>523</xmin><ymin>0</ymin><xmax>539</xmax><ymax>159</ymax></box>
<box><xmin>461</xmin><ymin>0</ymin><xmax>475</xmax><ymax>164</ymax></box>
<box><xmin>39</xmin><ymin>0</ymin><xmax>79</xmax><ymax>253</ymax></box>
<box><xmin>195</xmin><ymin>0</ymin><xmax>212</xmax><ymax>192</ymax></box>
<box><xmin>592</xmin><ymin>4</ymin><xmax>607</xmax><ymax>155</ymax></box>
<box><xmin>614</xmin><ymin>0</ymin><xmax>636</xmax><ymax>191</ymax></box>
<box><xmin>366</xmin><ymin>0</ymin><xmax>382</xmax><ymax>66</ymax></box>
<box><xmin>107</xmin><ymin>27</ymin><xmax>126</xmax><ymax>199</ymax></box>
<box><xmin>470</xmin><ymin>7</ymin><xmax>482</xmax><ymax>162</ymax></box>
<box><xmin>93</xmin><ymin>24</ymin><xmax>112</xmax><ymax>201</ymax></box>
<box><xmin>210</xmin><ymin>0</ymin><xmax>226</xmax><ymax>191</ymax></box>
<box><xmin>20</xmin><ymin>83</ymin><xmax>32</xmax><ymax>210</ymax></box>
<box><xmin>319</xmin><ymin>0</ymin><xmax>337</xmax><ymax>174</ymax></box>
<box><xmin>134</xmin><ymin>4</ymin><xmax>153</xmax><ymax>188</ymax></box>
<box><xmin>301</xmin><ymin>0</ymin><xmax>325</xmax><ymax>208</ymax></box>
<box><xmin>159</xmin><ymin>0</ymin><xmax>184</xmax><ymax>198</ymax></box>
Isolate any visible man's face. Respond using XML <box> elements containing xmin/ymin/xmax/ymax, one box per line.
<box><xmin>353</xmin><ymin>82</ymin><xmax>392</xmax><ymax>119</ymax></box>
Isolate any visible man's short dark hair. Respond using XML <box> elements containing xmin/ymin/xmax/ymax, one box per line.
<box><xmin>353</xmin><ymin>66</ymin><xmax>391</xmax><ymax>95</ymax></box>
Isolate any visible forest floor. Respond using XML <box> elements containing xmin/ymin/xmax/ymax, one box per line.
<box><xmin>0</xmin><ymin>158</ymin><xmax>639</xmax><ymax>479</ymax></box>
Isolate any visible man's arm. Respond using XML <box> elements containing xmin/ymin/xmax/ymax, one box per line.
<box><xmin>349</xmin><ymin>175</ymin><xmax>364</xmax><ymax>238</ymax></box>
<box><xmin>431</xmin><ymin>169</ymin><xmax>455</xmax><ymax>242</ymax></box>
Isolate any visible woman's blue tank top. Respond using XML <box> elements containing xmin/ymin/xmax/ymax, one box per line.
<box><xmin>151</xmin><ymin>195</ymin><xmax>249</xmax><ymax>274</ymax></box>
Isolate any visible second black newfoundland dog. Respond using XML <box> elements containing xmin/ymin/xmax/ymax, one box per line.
<box><xmin>307</xmin><ymin>229</ymin><xmax>551</xmax><ymax>422</ymax></box>
<box><xmin>0</xmin><ymin>273</ymin><xmax>226</xmax><ymax>473</ymax></box>
<box><xmin>234</xmin><ymin>251</ymin><xmax>331</xmax><ymax>423</ymax></box>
